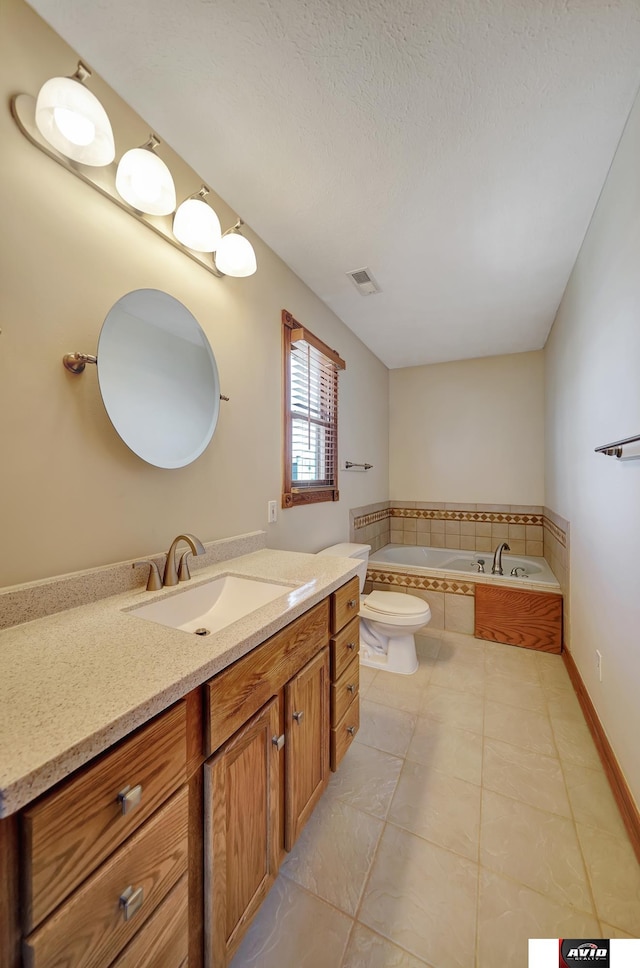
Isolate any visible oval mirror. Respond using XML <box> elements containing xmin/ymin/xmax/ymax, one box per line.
<box><xmin>97</xmin><ymin>289</ymin><xmax>220</xmax><ymax>468</ymax></box>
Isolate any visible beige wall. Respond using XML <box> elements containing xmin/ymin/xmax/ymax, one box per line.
<box><xmin>0</xmin><ymin>0</ymin><xmax>389</xmax><ymax>587</ymax></box>
<box><xmin>545</xmin><ymin>89</ymin><xmax>640</xmax><ymax>804</ymax></box>
<box><xmin>389</xmin><ymin>352</ymin><xmax>545</xmax><ymax>504</ymax></box>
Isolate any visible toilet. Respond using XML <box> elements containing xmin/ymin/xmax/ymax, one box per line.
<box><xmin>318</xmin><ymin>543</ymin><xmax>431</xmax><ymax>675</ymax></box>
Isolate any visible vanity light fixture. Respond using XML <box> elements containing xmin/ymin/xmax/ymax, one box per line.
<box><xmin>115</xmin><ymin>135</ymin><xmax>177</xmax><ymax>216</ymax></box>
<box><xmin>11</xmin><ymin>65</ymin><xmax>257</xmax><ymax>280</ymax></box>
<box><xmin>214</xmin><ymin>220</ymin><xmax>257</xmax><ymax>277</ymax></box>
<box><xmin>34</xmin><ymin>62</ymin><xmax>115</xmax><ymax>166</ymax></box>
<box><xmin>173</xmin><ymin>186</ymin><xmax>222</xmax><ymax>252</ymax></box>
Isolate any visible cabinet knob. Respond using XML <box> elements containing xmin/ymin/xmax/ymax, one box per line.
<box><xmin>119</xmin><ymin>885</ymin><xmax>144</xmax><ymax>921</ymax></box>
<box><xmin>272</xmin><ymin>734</ymin><xmax>285</xmax><ymax>750</ymax></box>
<box><xmin>347</xmin><ymin>683</ymin><xmax>356</xmax><ymax>694</ymax></box>
<box><xmin>346</xmin><ymin>725</ymin><xmax>356</xmax><ymax>736</ymax></box>
<box><xmin>347</xmin><ymin>599</ymin><xmax>357</xmax><ymax>608</ymax></box>
<box><xmin>293</xmin><ymin>710</ymin><xmax>304</xmax><ymax>724</ymax></box>
<box><xmin>346</xmin><ymin>641</ymin><xmax>356</xmax><ymax>651</ymax></box>
<box><xmin>117</xmin><ymin>784</ymin><xmax>142</xmax><ymax>815</ymax></box>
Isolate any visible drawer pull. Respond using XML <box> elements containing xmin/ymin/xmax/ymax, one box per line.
<box><xmin>117</xmin><ymin>784</ymin><xmax>143</xmax><ymax>815</ymax></box>
<box><xmin>347</xmin><ymin>684</ymin><xmax>356</xmax><ymax>694</ymax></box>
<box><xmin>347</xmin><ymin>599</ymin><xmax>357</xmax><ymax>608</ymax></box>
<box><xmin>346</xmin><ymin>641</ymin><xmax>356</xmax><ymax>651</ymax></box>
<box><xmin>293</xmin><ymin>710</ymin><xmax>304</xmax><ymax>724</ymax></box>
<box><xmin>119</xmin><ymin>885</ymin><xmax>144</xmax><ymax>921</ymax></box>
<box><xmin>272</xmin><ymin>734</ymin><xmax>285</xmax><ymax>750</ymax></box>
<box><xmin>346</xmin><ymin>725</ymin><xmax>356</xmax><ymax>736</ymax></box>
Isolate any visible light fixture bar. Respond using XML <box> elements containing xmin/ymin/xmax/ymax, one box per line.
<box><xmin>12</xmin><ymin>93</ymin><xmax>228</xmax><ymax>278</ymax></box>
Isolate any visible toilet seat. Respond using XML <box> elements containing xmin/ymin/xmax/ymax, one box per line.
<box><xmin>360</xmin><ymin>591</ymin><xmax>431</xmax><ymax>627</ymax></box>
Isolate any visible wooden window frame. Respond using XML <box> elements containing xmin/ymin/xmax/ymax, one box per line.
<box><xmin>282</xmin><ymin>309</ymin><xmax>346</xmax><ymax>508</ymax></box>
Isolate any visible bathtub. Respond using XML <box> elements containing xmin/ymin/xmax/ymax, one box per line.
<box><xmin>369</xmin><ymin>544</ymin><xmax>559</xmax><ymax>586</ymax></box>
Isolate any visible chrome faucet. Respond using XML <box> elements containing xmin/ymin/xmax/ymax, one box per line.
<box><xmin>491</xmin><ymin>541</ymin><xmax>510</xmax><ymax>575</ymax></box>
<box><xmin>163</xmin><ymin>534</ymin><xmax>206</xmax><ymax>586</ymax></box>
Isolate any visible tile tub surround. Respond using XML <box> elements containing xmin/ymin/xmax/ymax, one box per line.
<box><xmin>229</xmin><ymin>630</ymin><xmax>640</xmax><ymax>968</ymax></box>
<box><xmin>0</xmin><ymin>548</ymin><xmax>360</xmax><ymax>816</ymax></box>
<box><xmin>353</xmin><ymin>501</ymin><xmax>570</xmax><ymax>642</ymax></box>
<box><xmin>0</xmin><ymin>530</ymin><xmax>267</xmax><ymax>630</ymax></box>
<box><xmin>352</xmin><ymin>502</ymin><xmax>567</xmax><ymax>562</ymax></box>
<box><xmin>349</xmin><ymin>501</ymin><xmax>391</xmax><ymax>554</ymax></box>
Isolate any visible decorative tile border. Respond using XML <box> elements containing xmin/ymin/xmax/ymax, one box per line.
<box><xmin>355</xmin><ymin>509</ymin><xmax>390</xmax><ymax>528</ymax></box>
<box><xmin>542</xmin><ymin>516</ymin><xmax>567</xmax><ymax>548</ymax></box>
<box><xmin>389</xmin><ymin>508</ymin><xmax>543</xmax><ymax>525</ymax></box>
<box><xmin>367</xmin><ymin>569</ymin><xmax>475</xmax><ymax>597</ymax></box>
<box><xmin>353</xmin><ymin>507</ymin><xmax>544</xmax><ymax>529</ymax></box>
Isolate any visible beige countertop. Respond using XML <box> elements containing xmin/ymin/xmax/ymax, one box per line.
<box><xmin>0</xmin><ymin>549</ymin><xmax>358</xmax><ymax>818</ymax></box>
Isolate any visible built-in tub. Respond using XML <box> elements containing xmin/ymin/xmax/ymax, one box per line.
<box><xmin>370</xmin><ymin>544</ymin><xmax>559</xmax><ymax>587</ymax></box>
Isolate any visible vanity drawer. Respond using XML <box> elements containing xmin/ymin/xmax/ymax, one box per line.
<box><xmin>110</xmin><ymin>873</ymin><xmax>188</xmax><ymax>968</ymax></box>
<box><xmin>331</xmin><ymin>577</ymin><xmax>360</xmax><ymax>634</ymax></box>
<box><xmin>331</xmin><ymin>655</ymin><xmax>359</xmax><ymax>727</ymax></box>
<box><xmin>330</xmin><ymin>701</ymin><xmax>359</xmax><ymax>772</ymax></box>
<box><xmin>23</xmin><ymin>786</ymin><xmax>189</xmax><ymax>968</ymax></box>
<box><xmin>22</xmin><ymin>701</ymin><xmax>187</xmax><ymax>931</ymax></box>
<box><xmin>330</xmin><ymin>617</ymin><xmax>360</xmax><ymax>681</ymax></box>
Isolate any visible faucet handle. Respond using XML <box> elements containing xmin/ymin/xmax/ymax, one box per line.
<box><xmin>133</xmin><ymin>560</ymin><xmax>163</xmax><ymax>591</ymax></box>
<box><xmin>178</xmin><ymin>550</ymin><xmax>192</xmax><ymax>582</ymax></box>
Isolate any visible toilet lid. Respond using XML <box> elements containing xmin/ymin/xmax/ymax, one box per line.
<box><xmin>364</xmin><ymin>591</ymin><xmax>429</xmax><ymax>617</ymax></box>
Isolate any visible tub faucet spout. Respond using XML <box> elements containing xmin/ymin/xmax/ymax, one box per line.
<box><xmin>491</xmin><ymin>542</ymin><xmax>510</xmax><ymax>575</ymax></box>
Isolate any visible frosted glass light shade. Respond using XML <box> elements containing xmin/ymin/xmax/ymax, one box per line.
<box><xmin>35</xmin><ymin>76</ymin><xmax>115</xmax><ymax>166</ymax></box>
<box><xmin>215</xmin><ymin>231</ymin><xmax>257</xmax><ymax>277</ymax></box>
<box><xmin>115</xmin><ymin>147</ymin><xmax>176</xmax><ymax>216</ymax></box>
<box><xmin>173</xmin><ymin>197</ymin><xmax>222</xmax><ymax>252</ymax></box>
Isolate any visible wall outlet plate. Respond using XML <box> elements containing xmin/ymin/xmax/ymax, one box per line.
<box><xmin>595</xmin><ymin>649</ymin><xmax>603</xmax><ymax>682</ymax></box>
<box><xmin>268</xmin><ymin>500</ymin><xmax>277</xmax><ymax>524</ymax></box>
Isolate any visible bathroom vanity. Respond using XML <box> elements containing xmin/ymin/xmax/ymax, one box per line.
<box><xmin>0</xmin><ymin>550</ymin><xmax>360</xmax><ymax>968</ymax></box>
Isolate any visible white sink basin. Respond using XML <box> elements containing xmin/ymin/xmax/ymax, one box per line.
<box><xmin>127</xmin><ymin>574</ymin><xmax>296</xmax><ymax>635</ymax></box>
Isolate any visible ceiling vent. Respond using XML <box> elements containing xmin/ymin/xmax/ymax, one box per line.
<box><xmin>347</xmin><ymin>267</ymin><xmax>381</xmax><ymax>296</ymax></box>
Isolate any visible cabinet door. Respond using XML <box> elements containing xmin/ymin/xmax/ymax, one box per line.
<box><xmin>284</xmin><ymin>648</ymin><xmax>330</xmax><ymax>851</ymax></box>
<box><xmin>204</xmin><ymin>698</ymin><xmax>280</xmax><ymax>968</ymax></box>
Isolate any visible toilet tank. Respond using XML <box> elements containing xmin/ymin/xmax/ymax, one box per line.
<box><xmin>317</xmin><ymin>543</ymin><xmax>371</xmax><ymax>592</ymax></box>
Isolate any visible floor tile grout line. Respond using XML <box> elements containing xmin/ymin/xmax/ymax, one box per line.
<box><xmin>474</xmin><ymin>861</ymin><xmax>602</xmax><ymax>922</ymax></box>
<box><xmin>278</xmin><ymin>867</ymin><xmax>359</xmax><ymax>925</ymax></box>
<box><xmin>383</xmin><ymin>817</ymin><xmax>481</xmax><ymax>866</ymax></box>
<box><xmin>338</xmin><ymin>914</ymin><xmax>358</xmax><ymax>968</ymax></box>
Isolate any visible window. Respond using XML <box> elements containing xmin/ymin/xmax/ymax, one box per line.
<box><xmin>282</xmin><ymin>309</ymin><xmax>346</xmax><ymax>508</ymax></box>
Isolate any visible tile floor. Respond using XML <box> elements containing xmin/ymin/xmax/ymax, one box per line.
<box><xmin>230</xmin><ymin>629</ymin><xmax>640</xmax><ymax>968</ymax></box>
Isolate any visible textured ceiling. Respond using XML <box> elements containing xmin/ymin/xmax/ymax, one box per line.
<box><xmin>27</xmin><ymin>0</ymin><xmax>640</xmax><ymax>367</ymax></box>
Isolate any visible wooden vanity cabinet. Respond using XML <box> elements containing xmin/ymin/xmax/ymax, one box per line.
<box><xmin>284</xmin><ymin>648</ymin><xmax>330</xmax><ymax>850</ymax></box>
<box><xmin>203</xmin><ymin>602</ymin><xmax>331</xmax><ymax>967</ymax></box>
<box><xmin>0</xmin><ymin>576</ymin><xmax>357</xmax><ymax>968</ymax></box>
<box><xmin>204</xmin><ymin>698</ymin><xmax>280</xmax><ymax>968</ymax></box>
<box><xmin>14</xmin><ymin>696</ymin><xmax>197</xmax><ymax>968</ymax></box>
<box><xmin>329</xmin><ymin>576</ymin><xmax>360</xmax><ymax>771</ymax></box>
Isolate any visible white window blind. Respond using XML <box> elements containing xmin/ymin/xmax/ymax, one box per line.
<box><xmin>282</xmin><ymin>310</ymin><xmax>346</xmax><ymax>508</ymax></box>
<box><xmin>290</xmin><ymin>337</ymin><xmax>338</xmax><ymax>488</ymax></box>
